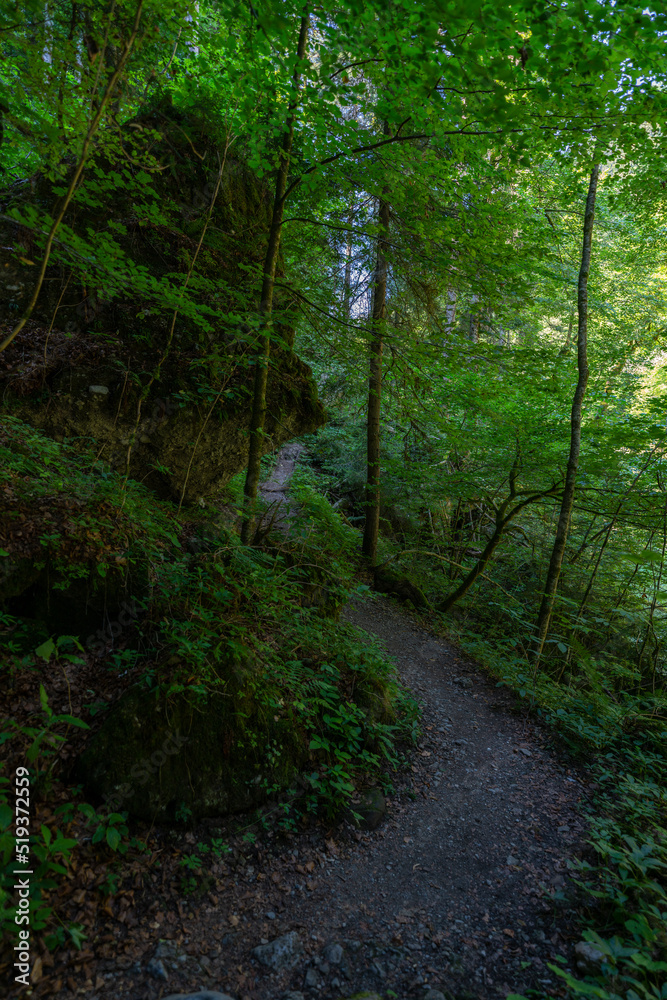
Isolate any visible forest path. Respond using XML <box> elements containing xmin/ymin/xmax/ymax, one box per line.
<box><xmin>144</xmin><ymin>448</ymin><xmax>592</xmax><ymax>1000</ymax></box>
<box><xmin>317</xmin><ymin>595</ymin><xmax>591</xmax><ymax>996</ymax></box>
<box><xmin>256</xmin><ymin>442</ymin><xmax>305</xmax><ymax>532</ymax></box>
<box><xmin>151</xmin><ymin>596</ymin><xmax>592</xmax><ymax>1000</ymax></box>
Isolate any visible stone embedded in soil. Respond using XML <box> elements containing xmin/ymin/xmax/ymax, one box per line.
<box><xmin>303</xmin><ymin>967</ymin><xmax>319</xmax><ymax>987</ymax></box>
<box><xmin>153</xmin><ymin>939</ymin><xmax>191</xmax><ymax>970</ymax></box>
<box><xmin>322</xmin><ymin>942</ymin><xmax>344</xmax><ymax>965</ymax></box>
<box><xmin>453</xmin><ymin>676</ymin><xmax>473</xmax><ymax>688</ymax></box>
<box><xmin>574</xmin><ymin>940</ymin><xmax>606</xmax><ymax>972</ymax></box>
<box><xmin>423</xmin><ymin>991</ymin><xmax>447</xmax><ymax>1000</ymax></box>
<box><xmin>146</xmin><ymin>957</ymin><xmax>168</xmax><ymax>981</ymax></box>
<box><xmin>352</xmin><ymin>788</ymin><xmax>386</xmax><ymax>830</ymax></box>
<box><xmin>252</xmin><ymin>931</ymin><xmax>304</xmax><ymax>969</ymax></box>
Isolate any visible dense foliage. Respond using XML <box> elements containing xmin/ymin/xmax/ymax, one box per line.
<box><xmin>1</xmin><ymin>1</ymin><xmax>667</xmax><ymax>998</ymax></box>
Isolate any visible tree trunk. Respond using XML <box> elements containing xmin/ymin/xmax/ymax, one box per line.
<box><xmin>439</xmin><ymin>514</ymin><xmax>510</xmax><ymax>611</ymax></box>
<box><xmin>469</xmin><ymin>290</ymin><xmax>479</xmax><ymax>343</ymax></box>
<box><xmin>361</xmin><ymin>183</ymin><xmax>391</xmax><ymax>563</ymax></box>
<box><xmin>531</xmin><ymin>164</ymin><xmax>599</xmax><ymax>665</ymax></box>
<box><xmin>440</xmin><ymin>445</ymin><xmax>560</xmax><ymax>612</ymax></box>
<box><xmin>445</xmin><ymin>287</ymin><xmax>457</xmax><ymax>330</ymax></box>
<box><xmin>240</xmin><ymin>11</ymin><xmax>309</xmax><ymax>545</ymax></box>
<box><xmin>343</xmin><ymin>201</ymin><xmax>354</xmax><ymax>320</ymax></box>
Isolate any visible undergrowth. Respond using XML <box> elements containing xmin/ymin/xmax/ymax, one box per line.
<box><xmin>0</xmin><ymin>420</ymin><xmax>419</xmax><ymax>960</ymax></box>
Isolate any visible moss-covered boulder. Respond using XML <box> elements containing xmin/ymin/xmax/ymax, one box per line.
<box><xmin>77</xmin><ymin>670</ymin><xmax>310</xmax><ymax>822</ymax></box>
<box><xmin>373</xmin><ymin>565</ymin><xmax>430</xmax><ymax>609</ymax></box>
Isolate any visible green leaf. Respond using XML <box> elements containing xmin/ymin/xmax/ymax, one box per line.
<box><xmin>106</xmin><ymin>827</ymin><xmax>121</xmax><ymax>851</ymax></box>
<box><xmin>39</xmin><ymin>684</ymin><xmax>50</xmax><ymax>715</ymax></box>
<box><xmin>68</xmin><ymin>924</ymin><xmax>87</xmax><ymax>950</ymax></box>
<box><xmin>58</xmin><ymin>715</ymin><xmax>90</xmax><ymax>729</ymax></box>
<box><xmin>35</xmin><ymin>638</ymin><xmax>56</xmax><ymax>661</ymax></box>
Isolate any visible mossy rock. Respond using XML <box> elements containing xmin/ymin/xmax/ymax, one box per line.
<box><xmin>338</xmin><ymin>994</ymin><xmax>383</xmax><ymax>1000</ymax></box>
<box><xmin>350</xmin><ymin>787</ymin><xmax>386</xmax><ymax>831</ymax></box>
<box><xmin>354</xmin><ymin>674</ymin><xmax>397</xmax><ymax>726</ymax></box>
<box><xmin>8</xmin><ymin>350</ymin><xmax>324</xmax><ymax>502</ymax></box>
<box><xmin>0</xmin><ymin>420</ymin><xmax>153</xmax><ymax>635</ymax></box>
<box><xmin>77</xmin><ymin>670</ymin><xmax>310</xmax><ymax>822</ymax></box>
<box><xmin>0</xmin><ymin>102</ymin><xmax>325</xmax><ymax>501</ymax></box>
<box><xmin>373</xmin><ymin>565</ymin><xmax>430</xmax><ymax>609</ymax></box>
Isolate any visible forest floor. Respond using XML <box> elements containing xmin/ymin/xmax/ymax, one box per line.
<box><xmin>55</xmin><ymin>595</ymin><xmax>591</xmax><ymax>1000</ymax></box>
<box><xmin>5</xmin><ymin>447</ymin><xmax>598</xmax><ymax>1000</ymax></box>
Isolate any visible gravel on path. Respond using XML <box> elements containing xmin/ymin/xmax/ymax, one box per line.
<box><xmin>109</xmin><ymin>593</ymin><xmax>592</xmax><ymax>1000</ymax></box>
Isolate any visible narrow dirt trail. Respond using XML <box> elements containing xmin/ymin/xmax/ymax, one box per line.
<box><xmin>303</xmin><ymin>595</ymin><xmax>591</xmax><ymax>997</ymax></box>
<box><xmin>256</xmin><ymin>443</ymin><xmax>305</xmax><ymax>532</ymax></box>
<box><xmin>114</xmin><ymin>447</ymin><xmax>593</xmax><ymax>1000</ymax></box>
<box><xmin>144</xmin><ymin>607</ymin><xmax>592</xmax><ymax>1000</ymax></box>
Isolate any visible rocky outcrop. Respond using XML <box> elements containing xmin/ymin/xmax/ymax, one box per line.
<box><xmin>0</xmin><ymin>100</ymin><xmax>324</xmax><ymax>500</ymax></box>
<box><xmin>7</xmin><ymin>348</ymin><xmax>322</xmax><ymax>502</ymax></box>
<box><xmin>77</xmin><ymin>665</ymin><xmax>310</xmax><ymax>822</ymax></box>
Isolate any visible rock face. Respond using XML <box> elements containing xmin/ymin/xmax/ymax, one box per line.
<box><xmin>77</xmin><ymin>671</ymin><xmax>309</xmax><ymax>822</ymax></box>
<box><xmin>0</xmin><ymin>417</ymin><xmax>154</xmax><ymax>634</ymax></box>
<box><xmin>0</xmin><ymin>101</ymin><xmax>325</xmax><ymax>502</ymax></box>
<box><xmin>9</xmin><ymin>350</ymin><xmax>323</xmax><ymax>502</ymax></box>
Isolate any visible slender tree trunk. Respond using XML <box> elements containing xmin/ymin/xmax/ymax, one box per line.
<box><xmin>564</xmin><ymin>306</ymin><xmax>574</xmax><ymax>349</ymax></box>
<box><xmin>240</xmin><ymin>11</ymin><xmax>309</xmax><ymax>545</ymax></box>
<box><xmin>531</xmin><ymin>164</ymin><xmax>599</xmax><ymax>665</ymax></box>
<box><xmin>361</xmin><ymin>181</ymin><xmax>390</xmax><ymax>563</ymax></box>
<box><xmin>57</xmin><ymin>3</ymin><xmax>80</xmax><ymax>141</ymax></box>
<box><xmin>445</xmin><ymin>287</ymin><xmax>457</xmax><ymax>330</ymax></box>
<box><xmin>468</xmin><ymin>291</ymin><xmax>479</xmax><ymax>343</ymax></box>
<box><xmin>567</xmin><ymin>449</ymin><xmax>655</xmax><ymax>661</ymax></box>
<box><xmin>343</xmin><ymin>201</ymin><xmax>354</xmax><ymax>320</ymax></box>
<box><xmin>440</xmin><ymin>515</ymin><xmax>510</xmax><ymax>611</ymax></box>
<box><xmin>637</xmin><ymin>480</ymin><xmax>667</xmax><ymax>684</ymax></box>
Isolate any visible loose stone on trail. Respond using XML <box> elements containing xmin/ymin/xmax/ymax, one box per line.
<box><xmin>322</xmin><ymin>941</ymin><xmax>344</xmax><ymax>965</ymax></box>
<box><xmin>252</xmin><ymin>931</ymin><xmax>304</xmax><ymax>970</ymax></box>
